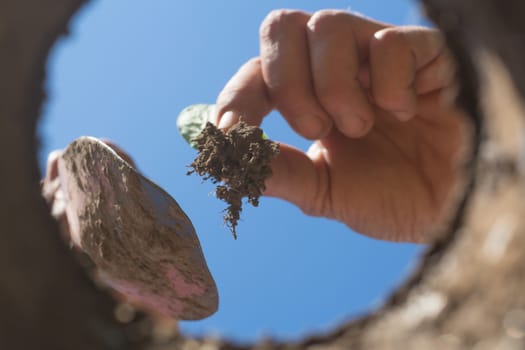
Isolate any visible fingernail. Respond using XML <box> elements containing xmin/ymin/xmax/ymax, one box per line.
<box><xmin>334</xmin><ymin>111</ymin><xmax>369</xmax><ymax>137</ymax></box>
<box><xmin>394</xmin><ymin>111</ymin><xmax>413</xmax><ymax>122</ymax></box>
<box><xmin>345</xmin><ymin>115</ymin><xmax>367</xmax><ymax>136</ymax></box>
<box><xmin>218</xmin><ymin>111</ymin><xmax>239</xmax><ymax>130</ymax></box>
<box><xmin>297</xmin><ymin>114</ymin><xmax>331</xmax><ymax>140</ymax></box>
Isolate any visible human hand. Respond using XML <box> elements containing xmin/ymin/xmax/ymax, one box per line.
<box><xmin>212</xmin><ymin>10</ymin><xmax>469</xmax><ymax>242</ymax></box>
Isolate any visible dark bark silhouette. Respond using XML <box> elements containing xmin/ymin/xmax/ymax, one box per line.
<box><xmin>1</xmin><ymin>0</ymin><xmax>525</xmax><ymax>349</ymax></box>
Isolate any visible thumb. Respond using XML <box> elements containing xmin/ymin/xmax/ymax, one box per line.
<box><xmin>216</xmin><ymin>58</ymin><xmax>329</xmax><ymax>217</ymax></box>
<box><xmin>264</xmin><ymin>142</ymin><xmax>328</xmax><ymax>218</ymax></box>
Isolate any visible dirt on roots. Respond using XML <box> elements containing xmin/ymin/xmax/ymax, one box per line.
<box><xmin>188</xmin><ymin>121</ymin><xmax>280</xmax><ymax>239</ymax></box>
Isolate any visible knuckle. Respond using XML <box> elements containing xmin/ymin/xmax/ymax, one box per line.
<box><xmin>314</xmin><ymin>79</ymin><xmax>352</xmax><ymax>105</ymax></box>
<box><xmin>372</xmin><ymin>27</ymin><xmax>407</xmax><ymax>50</ymax></box>
<box><xmin>299</xmin><ymin>173</ymin><xmax>330</xmax><ymax>218</ymax></box>
<box><xmin>429</xmin><ymin>28</ymin><xmax>445</xmax><ymax>47</ymax></box>
<box><xmin>269</xmin><ymin>86</ymin><xmax>300</xmax><ymax>107</ymax></box>
<box><xmin>300</xmin><ymin>203</ymin><xmax>318</xmax><ymax>217</ymax></box>
<box><xmin>316</xmin><ymin>86</ymin><xmax>346</xmax><ymax>112</ymax></box>
<box><xmin>372</xmin><ymin>84</ymin><xmax>396</xmax><ymax>105</ymax></box>
<box><xmin>307</xmin><ymin>9</ymin><xmax>352</xmax><ymax>33</ymax></box>
<box><xmin>260</xmin><ymin>9</ymin><xmax>308</xmax><ymax>40</ymax></box>
<box><xmin>373</xmin><ymin>93</ymin><xmax>394</xmax><ymax>110</ymax></box>
<box><xmin>372</xmin><ymin>88</ymin><xmax>406</xmax><ymax>112</ymax></box>
<box><xmin>246</xmin><ymin>56</ymin><xmax>262</xmax><ymax>67</ymax></box>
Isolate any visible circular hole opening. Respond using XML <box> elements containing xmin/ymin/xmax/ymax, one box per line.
<box><xmin>41</xmin><ymin>0</ymin><xmax>425</xmax><ymax>343</ymax></box>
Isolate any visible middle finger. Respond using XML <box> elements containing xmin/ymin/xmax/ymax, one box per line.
<box><xmin>307</xmin><ymin>10</ymin><xmax>386</xmax><ymax>138</ymax></box>
<box><xmin>259</xmin><ymin>10</ymin><xmax>333</xmax><ymax>140</ymax></box>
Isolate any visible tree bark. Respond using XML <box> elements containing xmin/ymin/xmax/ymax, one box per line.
<box><xmin>2</xmin><ymin>0</ymin><xmax>525</xmax><ymax>349</ymax></box>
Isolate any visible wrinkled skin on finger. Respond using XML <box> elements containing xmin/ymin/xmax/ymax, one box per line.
<box><xmin>214</xmin><ymin>9</ymin><xmax>469</xmax><ymax>242</ymax></box>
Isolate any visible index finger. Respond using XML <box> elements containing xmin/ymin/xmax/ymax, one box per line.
<box><xmin>214</xmin><ymin>57</ymin><xmax>273</xmax><ymax>129</ymax></box>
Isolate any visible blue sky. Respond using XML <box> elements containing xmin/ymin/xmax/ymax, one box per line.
<box><xmin>41</xmin><ymin>0</ymin><xmax>425</xmax><ymax>343</ymax></box>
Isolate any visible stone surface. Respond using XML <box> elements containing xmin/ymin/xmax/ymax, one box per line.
<box><xmin>59</xmin><ymin>137</ymin><xmax>218</xmax><ymax>320</ymax></box>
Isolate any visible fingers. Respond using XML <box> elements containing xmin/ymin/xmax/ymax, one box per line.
<box><xmin>216</xmin><ymin>10</ymin><xmax>452</xmax><ymax>140</ymax></box>
<box><xmin>414</xmin><ymin>48</ymin><xmax>456</xmax><ymax>95</ymax></box>
<box><xmin>369</xmin><ymin>26</ymin><xmax>446</xmax><ymax>121</ymax></box>
<box><xmin>259</xmin><ymin>10</ymin><xmax>333</xmax><ymax>139</ymax></box>
<box><xmin>264</xmin><ymin>142</ymin><xmax>328</xmax><ymax>217</ymax></box>
<box><xmin>306</xmin><ymin>10</ymin><xmax>383</xmax><ymax>137</ymax></box>
<box><xmin>215</xmin><ymin>58</ymin><xmax>273</xmax><ymax>130</ymax></box>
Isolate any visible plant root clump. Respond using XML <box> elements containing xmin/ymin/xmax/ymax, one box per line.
<box><xmin>188</xmin><ymin>121</ymin><xmax>280</xmax><ymax>239</ymax></box>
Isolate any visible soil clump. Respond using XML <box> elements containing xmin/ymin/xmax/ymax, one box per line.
<box><xmin>188</xmin><ymin>121</ymin><xmax>280</xmax><ymax>239</ymax></box>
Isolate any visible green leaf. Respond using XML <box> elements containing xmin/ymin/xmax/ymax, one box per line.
<box><xmin>177</xmin><ymin>103</ymin><xmax>270</xmax><ymax>147</ymax></box>
<box><xmin>177</xmin><ymin>104</ymin><xmax>216</xmax><ymax>148</ymax></box>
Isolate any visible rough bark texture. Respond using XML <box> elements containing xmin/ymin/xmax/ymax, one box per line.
<box><xmin>2</xmin><ymin>0</ymin><xmax>525</xmax><ymax>349</ymax></box>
